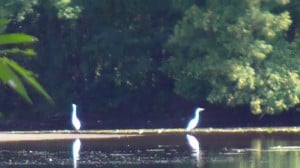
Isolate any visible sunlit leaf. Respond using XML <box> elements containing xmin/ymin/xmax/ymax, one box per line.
<box><xmin>0</xmin><ymin>48</ymin><xmax>37</xmax><ymax>57</ymax></box>
<box><xmin>0</xmin><ymin>33</ymin><xmax>38</xmax><ymax>45</ymax></box>
<box><xmin>2</xmin><ymin>58</ymin><xmax>54</xmax><ymax>104</ymax></box>
<box><xmin>0</xmin><ymin>58</ymin><xmax>32</xmax><ymax>103</ymax></box>
<box><xmin>21</xmin><ymin>49</ymin><xmax>37</xmax><ymax>56</ymax></box>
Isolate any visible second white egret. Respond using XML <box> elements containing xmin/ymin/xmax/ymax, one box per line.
<box><xmin>186</xmin><ymin>107</ymin><xmax>204</xmax><ymax>131</ymax></box>
<box><xmin>72</xmin><ymin>104</ymin><xmax>81</xmax><ymax>131</ymax></box>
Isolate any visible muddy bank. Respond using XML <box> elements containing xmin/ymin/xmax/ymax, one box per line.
<box><xmin>1</xmin><ymin>127</ymin><xmax>300</xmax><ymax>142</ymax></box>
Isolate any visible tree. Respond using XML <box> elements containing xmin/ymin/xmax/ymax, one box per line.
<box><xmin>19</xmin><ymin>0</ymin><xmax>193</xmax><ymax>118</ymax></box>
<box><xmin>162</xmin><ymin>0</ymin><xmax>300</xmax><ymax>114</ymax></box>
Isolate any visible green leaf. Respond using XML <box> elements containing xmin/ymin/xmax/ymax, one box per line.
<box><xmin>3</xmin><ymin>58</ymin><xmax>54</xmax><ymax>104</ymax></box>
<box><xmin>0</xmin><ymin>48</ymin><xmax>37</xmax><ymax>57</ymax></box>
<box><xmin>0</xmin><ymin>19</ymin><xmax>9</xmax><ymax>26</ymax></box>
<box><xmin>22</xmin><ymin>49</ymin><xmax>37</xmax><ymax>56</ymax></box>
<box><xmin>0</xmin><ymin>33</ymin><xmax>38</xmax><ymax>45</ymax></box>
<box><xmin>0</xmin><ymin>58</ymin><xmax>32</xmax><ymax>103</ymax></box>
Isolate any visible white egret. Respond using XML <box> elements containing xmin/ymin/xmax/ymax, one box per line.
<box><xmin>72</xmin><ymin>104</ymin><xmax>81</xmax><ymax>131</ymax></box>
<box><xmin>186</xmin><ymin>107</ymin><xmax>204</xmax><ymax>131</ymax></box>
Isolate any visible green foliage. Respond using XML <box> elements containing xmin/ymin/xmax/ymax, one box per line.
<box><xmin>18</xmin><ymin>0</ymin><xmax>192</xmax><ymax>117</ymax></box>
<box><xmin>3</xmin><ymin>0</ymin><xmax>300</xmax><ymax>121</ymax></box>
<box><xmin>0</xmin><ymin>1</ymin><xmax>55</xmax><ymax>109</ymax></box>
<box><xmin>0</xmin><ymin>57</ymin><xmax>31</xmax><ymax>103</ymax></box>
<box><xmin>0</xmin><ymin>0</ymin><xmax>38</xmax><ymax>22</ymax></box>
<box><xmin>163</xmin><ymin>0</ymin><xmax>300</xmax><ymax>114</ymax></box>
<box><xmin>4</xmin><ymin>57</ymin><xmax>53</xmax><ymax>103</ymax></box>
<box><xmin>0</xmin><ymin>28</ymin><xmax>37</xmax><ymax>58</ymax></box>
<box><xmin>0</xmin><ymin>33</ymin><xmax>37</xmax><ymax>45</ymax></box>
<box><xmin>0</xmin><ymin>25</ymin><xmax>53</xmax><ymax>104</ymax></box>
<box><xmin>0</xmin><ymin>33</ymin><xmax>53</xmax><ymax>104</ymax></box>
<box><xmin>53</xmin><ymin>0</ymin><xmax>82</xmax><ymax>20</ymax></box>
<box><xmin>0</xmin><ymin>48</ymin><xmax>36</xmax><ymax>57</ymax></box>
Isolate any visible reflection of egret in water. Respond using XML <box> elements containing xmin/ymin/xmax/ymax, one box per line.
<box><xmin>186</xmin><ymin>134</ymin><xmax>203</xmax><ymax>167</ymax></box>
<box><xmin>72</xmin><ymin>138</ymin><xmax>81</xmax><ymax>168</ymax></box>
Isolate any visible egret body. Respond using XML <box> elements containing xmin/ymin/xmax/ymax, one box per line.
<box><xmin>72</xmin><ymin>104</ymin><xmax>81</xmax><ymax>131</ymax></box>
<box><xmin>186</xmin><ymin>107</ymin><xmax>204</xmax><ymax>131</ymax></box>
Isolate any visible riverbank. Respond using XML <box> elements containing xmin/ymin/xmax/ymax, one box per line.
<box><xmin>1</xmin><ymin>127</ymin><xmax>300</xmax><ymax>142</ymax></box>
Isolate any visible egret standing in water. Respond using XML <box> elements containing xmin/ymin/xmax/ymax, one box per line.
<box><xmin>186</xmin><ymin>107</ymin><xmax>204</xmax><ymax>131</ymax></box>
<box><xmin>72</xmin><ymin>104</ymin><xmax>81</xmax><ymax>131</ymax></box>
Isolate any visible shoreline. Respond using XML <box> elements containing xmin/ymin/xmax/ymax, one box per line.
<box><xmin>0</xmin><ymin>127</ymin><xmax>299</xmax><ymax>142</ymax></box>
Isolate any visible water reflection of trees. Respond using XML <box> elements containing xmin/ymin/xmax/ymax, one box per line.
<box><xmin>239</xmin><ymin>138</ymin><xmax>300</xmax><ymax>168</ymax></box>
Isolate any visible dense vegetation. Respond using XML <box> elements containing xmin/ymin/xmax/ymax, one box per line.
<box><xmin>163</xmin><ymin>0</ymin><xmax>300</xmax><ymax>114</ymax></box>
<box><xmin>0</xmin><ymin>0</ymin><xmax>300</xmax><ymax>124</ymax></box>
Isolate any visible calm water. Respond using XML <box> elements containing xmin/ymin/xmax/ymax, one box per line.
<box><xmin>0</xmin><ymin>133</ymin><xmax>300</xmax><ymax>168</ymax></box>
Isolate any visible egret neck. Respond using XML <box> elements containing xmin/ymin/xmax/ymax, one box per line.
<box><xmin>72</xmin><ymin>103</ymin><xmax>81</xmax><ymax>131</ymax></box>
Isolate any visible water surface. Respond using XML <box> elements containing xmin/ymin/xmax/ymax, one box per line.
<box><xmin>0</xmin><ymin>132</ymin><xmax>299</xmax><ymax>167</ymax></box>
